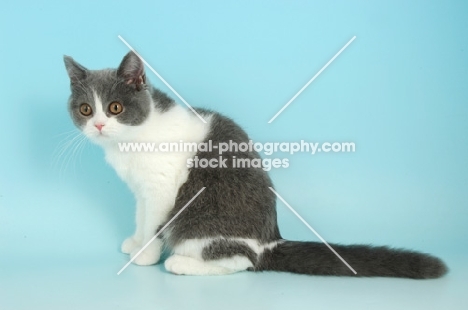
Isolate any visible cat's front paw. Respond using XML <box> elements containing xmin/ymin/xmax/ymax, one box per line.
<box><xmin>130</xmin><ymin>240</ymin><xmax>162</xmax><ymax>266</ymax></box>
<box><xmin>121</xmin><ymin>237</ymin><xmax>141</xmax><ymax>254</ymax></box>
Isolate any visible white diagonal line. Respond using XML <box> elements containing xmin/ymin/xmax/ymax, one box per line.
<box><xmin>118</xmin><ymin>35</ymin><xmax>207</xmax><ymax>124</ymax></box>
<box><xmin>269</xmin><ymin>187</ymin><xmax>357</xmax><ymax>274</ymax></box>
<box><xmin>268</xmin><ymin>36</ymin><xmax>356</xmax><ymax>123</ymax></box>
<box><xmin>117</xmin><ymin>187</ymin><xmax>206</xmax><ymax>275</ymax></box>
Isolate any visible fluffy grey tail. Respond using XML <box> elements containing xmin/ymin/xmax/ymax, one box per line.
<box><xmin>255</xmin><ymin>241</ymin><xmax>448</xmax><ymax>279</ymax></box>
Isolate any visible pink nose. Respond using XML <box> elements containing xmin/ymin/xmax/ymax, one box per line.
<box><xmin>95</xmin><ymin>123</ymin><xmax>104</xmax><ymax>131</ymax></box>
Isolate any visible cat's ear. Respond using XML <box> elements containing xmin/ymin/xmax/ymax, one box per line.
<box><xmin>63</xmin><ymin>56</ymin><xmax>88</xmax><ymax>82</ymax></box>
<box><xmin>117</xmin><ymin>51</ymin><xmax>146</xmax><ymax>89</ymax></box>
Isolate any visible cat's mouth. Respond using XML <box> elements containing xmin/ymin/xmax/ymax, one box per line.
<box><xmin>97</xmin><ymin>132</ymin><xmax>110</xmax><ymax>138</ymax></box>
<box><xmin>95</xmin><ymin>127</ymin><xmax>110</xmax><ymax>137</ymax></box>
<box><xmin>89</xmin><ymin>129</ymin><xmax>110</xmax><ymax>140</ymax></box>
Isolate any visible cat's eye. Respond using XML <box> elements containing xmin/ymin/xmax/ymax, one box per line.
<box><xmin>109</xmin><ymin>102</ymin><xmax>123</xmax><ymax>115</ymax></box>
<box><xmin>79</xmin><ymin>103</ymin><xmax>93</xmax><ymax>116</ymax></box>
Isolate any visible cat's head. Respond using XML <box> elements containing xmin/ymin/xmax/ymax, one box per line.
<box><xmin>64</xmin><ymin>52</ymin><xmax>152</xmax><ymax>144</ymax></box>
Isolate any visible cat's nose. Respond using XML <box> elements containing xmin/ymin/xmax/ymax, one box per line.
<box><xmin>95</xmin><ymin>123</ymin><xmax>105</xmax><ymax>131</ymax></box>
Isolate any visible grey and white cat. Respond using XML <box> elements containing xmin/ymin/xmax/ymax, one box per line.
<box><xmin>64</xmin><ymin>52</ymin><xmax>447</xmax><ymax>278</ymax></box>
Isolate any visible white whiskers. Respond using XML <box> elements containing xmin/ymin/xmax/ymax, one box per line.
<box><xmin>51</xmin><ymin>129</ymin><xmax>89</xmax><ymax>179</ymax></box>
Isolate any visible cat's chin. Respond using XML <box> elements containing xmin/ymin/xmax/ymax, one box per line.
<box><xmin>86</xmin><ymin>132</ymin><xmax>117</xmax><ymax>146</ymax></box>
<box><xmin>88</xmin><ymin>133</ymin><xmax>137</xmax><ymax>149</ymax></box>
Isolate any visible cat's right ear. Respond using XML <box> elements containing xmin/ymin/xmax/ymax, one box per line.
<box><xmin>117</xmin><ymin>51</ymin><xmax>146</xmax><ymax>89</ymax></box>
<box><xmin>63</xmin><ymin>56</ymin><xmax>88</xmax><ymax>82</ymax></box>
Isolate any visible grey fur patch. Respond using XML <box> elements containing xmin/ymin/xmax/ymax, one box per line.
<box><xmin>202</xmin><ymin>239</ymin><xmax>258</xmax><ymax>264</ymax></box>
<box><xmin>163</xmin><ymin>109</ymin><xmax>281</xmax><ymax>246</ymax></box>
<box><xmin>150</xmin><ymin>86</ymin><xmax>176</xmax><ymax>112</ymax></box>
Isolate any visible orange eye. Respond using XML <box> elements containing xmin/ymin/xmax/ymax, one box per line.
<box><xmin>79</xmin><ymin>103</ymin><xmax>92</xmax><ymax>116</ymax></box>
<box><xmin>109</xmin><ymin>102</ymin><xmax>123</xmax><ymax>115</ymax></box>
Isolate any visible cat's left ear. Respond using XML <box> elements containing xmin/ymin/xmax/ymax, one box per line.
<box><xmin>117</xmin><ymin>51</ymin><xmax>146</xmax><ymax>90</ymax></box>
<box><xmin>63</xmin><ymin>56</ymin><xmax>88</xmax><ymax>82</ymax></box>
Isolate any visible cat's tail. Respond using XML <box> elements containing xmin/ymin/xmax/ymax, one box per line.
<box><xmin>255</xmin><ymin>240</ymin><xmax>448</xmax><ymax>279</ymax></box>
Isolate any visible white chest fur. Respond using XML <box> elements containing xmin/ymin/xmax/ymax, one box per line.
<box><xmin>104</xmin><ymin>105</ymin><xmax>211</xmax><ymax>194</ymax></box>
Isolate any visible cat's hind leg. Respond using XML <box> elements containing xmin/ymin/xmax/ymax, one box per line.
<box><xmin>165</xmin><ymin>238</ymin><xmax>257</xmax><ymax>275</ymax></box>
<box><xmin>164</xmin><ymin>255</ymin><xmax>242</xmax><ymax>275</ymax></box>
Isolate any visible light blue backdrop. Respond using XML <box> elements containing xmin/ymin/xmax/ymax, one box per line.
<box><xmin>1</xmin><ymin>1</ymin><xmax>467</xmax><ymax>309</ymax></box>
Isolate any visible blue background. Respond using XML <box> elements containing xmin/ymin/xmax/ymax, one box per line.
<box><xmin>1</xmin><ymin>1</ymin><xmax>467</xmax><ymax>309</ymax></box>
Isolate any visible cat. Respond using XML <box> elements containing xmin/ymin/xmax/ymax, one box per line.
<box><xmin>63</xmin><ymin>51</ymin><xmax>448</xmax><ymax>278</ymax></box>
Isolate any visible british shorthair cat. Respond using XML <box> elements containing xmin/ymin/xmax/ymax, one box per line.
<box><xmin>63</xmin><ymin>52</ymin><xmax>447</xmax><ymax>278</ymax></box>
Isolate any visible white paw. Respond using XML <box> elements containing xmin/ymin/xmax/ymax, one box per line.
<box><xmin>130</xmin><ymin>240</ymin><xmax>161</xmax><ymax>266</ymax></box>
<box><xmin>164</xmin><ymin>255</ymin><xmax>186</xmax><ymax>275</ymax></box>
<box><xmin>121</xmin><ymin>237</ymin><xmax>140</xmax><ymax>254</ymax></box>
